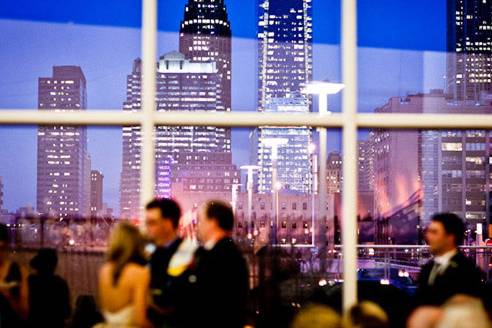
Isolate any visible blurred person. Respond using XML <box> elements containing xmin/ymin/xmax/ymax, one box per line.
<box><xmin>0</xmin><ymin>223</ymin><xmax>29</xmax><ymax>327</ymax></box>
<box><xmin>344</xmin><ymin>301</ymin><xmax>389</xmax><ymax>328</ymax></box>
<box><xmin>145</xmin><ymin>197</ymin><xmax>199</xmax><ymax>327</ymax></box>
<box><xmin>190</xmin><ymin>200</ymin><xmax>249</xmax><ymax>328</ymax></box>
<box><xmin>69</xmin><ymin>295</ymin><xmax>104</xmax><ymax>328</ymax></box>
<box><xmin>290</xmin><ymin>304</ymin><xmax>342</xmax><ymax>328</ymax></box>
<box><xmin>436</xmin><ymin>295</ymin><xmax>491</xmax><ymax>328</ymax></box>
<box><xmin>97</xmin><ymin>222</ymin><xmax>151</xmax><ymax>327</ymax></box>
<box><xmin>407</xmin><ymin>306</ymin><xmax>442</xmax><ymax>328</ymax></box>
<box><xmin>28</xmin><ymin>248</ymin><xmax>71</xmax><ymax>328</ymax></box>
<box><xmin>415</xmin><ymin>213</ymin><xmax>483</xmax><ymax>306</ymax></box>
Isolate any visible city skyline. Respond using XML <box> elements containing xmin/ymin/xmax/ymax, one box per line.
<box><xmin>0</xmin><ymin>1</ymin><xmax>449</xmax><ymax>214</ymax></box>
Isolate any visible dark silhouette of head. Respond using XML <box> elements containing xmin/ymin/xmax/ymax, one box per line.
<box><xmin>30</xmin><ymin>248</ymin><xmax>58</xmax><ymax>275</ymax></box>
<box><xmin>0</xmin><ymin>224</ymin><xmax>9</xmax><ymax>243</ymax></box>
<box><xmin>204</xmin><ymin>200</ymin><xmax>235</xmax><ymax>232</ymax></box>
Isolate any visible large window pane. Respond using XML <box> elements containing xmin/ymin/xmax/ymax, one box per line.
<box><xmin>348</xmin><ymin>129</ymin><xmax>492</xmax><ymax>299</ymax></box>
<box><xmin>0</xmin><ymin>2</ymin><xmax>140</xmax><ymax>111</ymax></box>
<box><xmin>0</xmin><ymin>125</ymin><xmax>121</xmax><ymax>302</ymax></box>
<box><xmin>357</xmin><ymin>0</ymin><xmax>492</xmax><ymax>116</ymax></box>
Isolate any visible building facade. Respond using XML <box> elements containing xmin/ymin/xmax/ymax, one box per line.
<box><xmin>446</xmin><ymin>0</ymin><xmax>492</xmax><ymax>101</ymax></box>
<box><xmin>37</xmin><ymin>66</ymin><xmax>91</xmax><ymax>218</ymax></box>
<box><xmin>358</xmin><ymin>140</ymin><xmax>374</xmax><ymax>192</ymax></box>
<box><xmin>120</xmin><ymin>53</ymin><xmax>238</xmax><ymax>218</ymax></box>
<box><xmin>90</xmin><ymin>170</ymin><xmax>104</xmax><ymax>217</ymax></box>
<box><xmin>326</xmin><ymin>152</ymin><xmax>342</xmax><ymax>194</ymax></box>
<box><xmin>180</xmin><ymin>0</ymin><xmax>232</xmax><ymax>114</ymax></box>
<box><xmin>370</xmin><ymin>94</ymin><xmax>423</xmax><ymax>222</ymax></box>
<box><xmin>256</xmin><ymin>0</ymin><xmax>313</xmax><ymax>193</ymax></box>
<box><xmin>369</xmin><ymin>90</ymin><xmax>492</xmax><ymax>242</ymax></box>
<box><xmin>255</xmin><ymin>97</ymin><xmax>312</xmax><ymax>194</ymax></box>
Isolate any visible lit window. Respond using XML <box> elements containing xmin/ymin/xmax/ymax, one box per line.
<box><xmin>442</xmin><ymin>143</ymin><xmax>462</xmax><ymax>151</ymax></box>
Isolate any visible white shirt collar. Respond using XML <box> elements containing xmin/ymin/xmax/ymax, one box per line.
<box><xmin>203</xmin><ymin>239</ymin><xmax>217</xmax><ymax>250</ymax></box>
<box><xmin>434</xmin><ymin>249</ymin><xmax>458</xmax><ymax>268</ymax></box>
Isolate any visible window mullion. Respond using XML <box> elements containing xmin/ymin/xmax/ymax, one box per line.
<box><xmin>140</xmin><ymin>0</ymin><xmax>158</xmax><ymax>222</ymax></box>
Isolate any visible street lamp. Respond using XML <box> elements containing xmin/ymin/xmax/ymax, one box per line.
<box><xmin>308</xmin><ymin>142</ymin><xmax>317</xmax><ymax>246</ymax></box>
<box><xmin>240</xmin><ymin>165</ymin><xmax>260</xmax><ymax>239</ymax></box>
<box><xmin>303</xmin><ymin>81</ymin><xmax>346</xmax><ymax>96</ymax></box>
<box><xmin>262</xmin><ymin>138</ymin><xmax>288</xmax><ymax>245</ymax></box>
<box><xmin>303</xmin><ymin>81</ymin><xmax>344</xmax><ymax>248</ymax></box>
<box><xmin>231</xmin><ymin>183</ymin><xmax>241</xmax><ymax>215</ymax></box>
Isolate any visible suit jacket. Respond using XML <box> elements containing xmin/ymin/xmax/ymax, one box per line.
<box><xmin>149</xmin><ymin>238</ymin><xmax>187</xmax><ymax>326</ymax></box>
<box><xmin>415</xmin><ymin>251</ymin><xmax>483</xmax><ymax>306</ymax></box>
<box><xmin>189</xmin><ymin>237</ymin><xmax>249</xmax><ymax>328</ymax></box>
<box><xmin>28</xmin><ymin>274</ymin><xmax>71</xmax><ymax>328</ymax></box>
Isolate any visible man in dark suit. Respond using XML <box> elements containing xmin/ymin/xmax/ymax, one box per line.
<box><xmin>415</xmin><ymin>212</ymin><xmax>483</xmax><ymax>306</ymax></box>
<box><xmin>191</xmin><ymin>200</ymin><xmax>250</xmax><ymax>328</ymax></box>
<box><xmin>145</xmin><ymin>198</ymin><xmax>187</xmax><ymax>327</ymax></box>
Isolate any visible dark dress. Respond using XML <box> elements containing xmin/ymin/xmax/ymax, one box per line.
<box><xmin>415</xmin><ymin>251</ymin><xmax>483</xmax><ymax>306</ymax></box>
<box><xmin>28</xmin><ymin>273</ymin><xmax>71</xmax><ymax>328</ymax></box>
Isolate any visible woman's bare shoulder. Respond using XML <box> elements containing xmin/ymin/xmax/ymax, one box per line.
<box><xmin>98</xmin><ymin>262</ymin><xmax>113</xmax><ymax>280</ymax></box>
<box><xmin>99</xmin><ymin>262</ymin><xmax>113</xmax><ymax>273</ymax></box>
<box><xmin>124</xmin><ymin>263</ymin><xmax>148</xmax><ymax>274</ymax></box>
<box><xmin>122</xmin><ymin>263</ymin><xmax>149</xmax><ymax>282</ymax></box>
<box><xmin>99</xmin><ymin>262</ymin><xmax>148</xmax><ymax>282</ymax></box>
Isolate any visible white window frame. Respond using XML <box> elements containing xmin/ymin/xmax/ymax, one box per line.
<box><xmin>2</xmin><ymin>0</ymin><xmax>492</xmax><ymax>311</ymax></box>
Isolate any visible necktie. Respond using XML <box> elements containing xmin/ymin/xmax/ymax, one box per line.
<box><xmin>428</xmin><ymin>262</ymin><xmax>441</xmax><ymax>285</ymax></box>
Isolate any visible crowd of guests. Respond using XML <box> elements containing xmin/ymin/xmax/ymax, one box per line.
<box><xmin>0</xmin><ymin>198</ymin><xmax>491</xmax><ymax>327</ymax></box>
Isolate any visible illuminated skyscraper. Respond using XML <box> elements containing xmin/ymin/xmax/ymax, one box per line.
<box><xmin>180</xmin><ymin>0</ymin><xmax>232</xmax><ymax>143</ymax></box>
<box><xmin>447</xmin><ymin>0</ymin><xmax>492</xmax><ymax>101</ymax></box>
<box><xmin>37</xmin><ymin>66</ymin><xmax>91</xmax><ymax>218</ymax></box>
<box><xmin>256</xmin><ymin>0</ymin><xmax>313</xmax><ymax>193</ymax></box>
<box><xmin>120</xmin><ymin>53</ymin><xmax>238</xmax><ymax>218</ymax></box>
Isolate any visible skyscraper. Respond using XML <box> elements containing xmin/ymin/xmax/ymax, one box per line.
<box><xmin>258</xmin><ymin>0</ymin><xmax>312</xmax><ymax>104</ymax></box>
<box><xmin>326</xmin><ymin>152</ymin><xmax>342</xmax><ymax>194</ymax></box>
<box><xmin>357</xmin><ymin>140</ymin><xmax>375</xmax><ymax>220</ymax></box>
<box><xmin>370</xmin><ymin>96</ymin><xmax>422</xmax><ymax>220</ymax></box>
<box><xmin>447</xmin><ymin>0</ymin><xmax>492</xmax><ymax>101</ymax></box>
<box><xmin>90</xmin><ymin>170</ymin><xmax>104</xmax><ymax>217</ymax></box>
<box><xmin>37</xmin><ymin>66</ymin><xmax>91</xmax><ymax>218</ymax></box>
<box><xmin>155</xmin><ymin>157</ymin><xmax>172</xmax><ymax>199</ymax></box>
<box><xmin>120</xmin><ymin>53</ymin><xmax>239</xmax><ymax>218</ymax></box>
<box><xmin>358</xmin><ymin>140</ymin><xmax>374</xmax><ymax>193</ymax></box>
<box><xmin>180</xmin><ymin>0</ymin><xmax>232</xmax><ymax>113</ymax></box>
<box><xmin>254</xmin><ymin>97</ymin><xmax>312</xmax><ymax>194</ymax></box>
<box><xmin>419</xmin><ymin>95</ymin><xmax>492</xmax><ymax>228</ymax></box>
<box><xmin>256</xmin><ymin>0</ymin><xmax>313</xmax><ymax>193</ymax></box>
